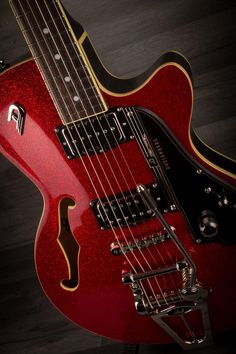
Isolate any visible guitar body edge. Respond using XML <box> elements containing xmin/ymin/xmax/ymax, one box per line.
<box><xmin>0</xmin><ymin>54</ymin><xmax>236</xmax><ymax>345</ymax></box>
<box><xmin>79</xmin><ymin>33</ymin><xmax>236</xmax><ymax>182</ymax></box>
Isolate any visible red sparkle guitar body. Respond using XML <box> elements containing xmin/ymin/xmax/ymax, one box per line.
<box><xmin>0</xmin><ymin>43</ymin><xmax>236</xmax><ymax>346</ymax></box>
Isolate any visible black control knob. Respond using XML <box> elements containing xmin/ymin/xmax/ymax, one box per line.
<box><xmin>199</xmin><ymin>210</ymin><xmax>219</xmax><ymax>238</ymax></box>
<box><xmin>0</xmin><ymin>59</ymin><xmax>9</xmax><ymax>72</ymax></box>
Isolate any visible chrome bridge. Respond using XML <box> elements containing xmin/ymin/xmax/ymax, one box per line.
<box><xmin>122</xmin><ymin>185</ymin><xmax>212</xmax><ymax>350</ymax></box>
<box><xmin>110</xmin><ymin>230</ymin><xmax>171</xmax><ymax>255</ymax></box>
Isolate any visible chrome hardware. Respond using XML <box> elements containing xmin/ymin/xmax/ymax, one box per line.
<box><xmin>123</xmin><ymin>264</ymin><xmax>212</xmax><ymax>349</ymax></box>
<box><xmin>7</xmin><ymin>103</ymin><xmax>25</xmax><ymax>135</ymax></box>
<box><xmin>110</xmin><ymin>231</ymin><xmax>171</xmax><ymax>255</ymax></box>
<box><xmin>204</xmin><ymin>187</ymin><xmax>212</xmax><ymax>194</ymax></box>
<box><xmin>91</xmin><ymin>183</ymin><xmax>168</xmax><ymax>230</ymax></box>
<box><xmin>0</xmin><ymin>59</ymin><xmax>9</xmax><ymax>72</ymax></box>
<box><xmin>142</xmin><ymin>133</ymin><xmax>155</xmax><ymax>157</ymax></box>
<box><xmin>137</xmin><ymin>184</ymin><xmax>197</xmax><ymax>288</ymax></box>
<box><xmin>122</xmin><ymin>260</ymin><xmax>187</xmax><ymax>284</ymax></box>
<box><xmin>121</xmin><ymin>184</ymin><xmax>212</xmax><ymax>349</ymax></box>
<box><xmin>55</xmin><ymin>108</ymin><xmax>132</xmax><ymax>159</ymax></box>
<box><xmin>151</xmin><ymin>286</ymin><xmax>212</xmax><ymax>350</ymax></box>
<box><xmin>204</xmin><ymin>186</ymin><xmax>234</xmax><ymax>210</ymax></box>
<box><xmin>199</xmin><ymin>210</ymin><xmax>219</xmax><ymax>238</ymax></box>
<box><xmin>218</xmin><ymin>196</ymin><xmax>230</xmax><ymax>208</ymax></box>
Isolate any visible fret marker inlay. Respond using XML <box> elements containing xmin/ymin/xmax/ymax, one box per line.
<box><xmin>10</xmin><ymin>0</ymin><xmax>107</xmax><ymax>123</ymax></box>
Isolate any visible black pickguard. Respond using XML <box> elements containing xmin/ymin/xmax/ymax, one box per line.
<box><xmin>62</xmin><ymin>104</ymin><xmax>235</xmax><ymax>244</ymax></box>
<box><xmin>136</xmin><ymin>107</ymin><xmax>236</xmax><ymax>244</ymax></box>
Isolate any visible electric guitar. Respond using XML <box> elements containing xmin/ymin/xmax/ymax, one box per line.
<box><xmin>0</xmin><ymin>0</ymin><xmax>236</xmax><ymax>349</ymax></box>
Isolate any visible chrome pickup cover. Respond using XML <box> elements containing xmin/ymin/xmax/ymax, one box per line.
<box><xmin>90</xmin><ymin>183</ymin><xmax>170</xmax><ymax>230</ymax></box>
<box><xmin>55</xmin><ymin>108</ymin><xmax>133</xmax><ymax>159</ymax></box>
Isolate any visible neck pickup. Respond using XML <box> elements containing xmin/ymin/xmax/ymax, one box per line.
<box><xmin>55</xmin><ymin>108</ymin><xmax>133</xmax><ymax>159</ymax></box>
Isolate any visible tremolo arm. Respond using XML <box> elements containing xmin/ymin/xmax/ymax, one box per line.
<box><xmin>122</xmin><ymin>184</ymin><xmax>212</xmax><ymax>350</ymax></box>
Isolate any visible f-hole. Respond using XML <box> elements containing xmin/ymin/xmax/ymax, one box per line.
<box><xmin>57</xmin><ymin>197</ymin><xmax>79</xmax><ymax>291</ymax></box>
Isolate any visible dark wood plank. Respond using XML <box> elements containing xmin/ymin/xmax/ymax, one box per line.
<box><xmin>0</xmin><ymin>0</ymin><xmax>235</xmax><ymax>353</ymax></box>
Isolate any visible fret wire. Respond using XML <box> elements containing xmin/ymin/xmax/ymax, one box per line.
<box><xmin>27</xmin><ymin>16</ymin><xmax>82</xmax><ymax>120</ymax></box>
<box><xmin>40</xmin><ymin>4</ymin><xmax>101</xmax><ymax>120</ymax></box>
<box><xmin>11</xmin><ymin>0</ymin><xmax>105</xmax><ymax>123</ymax></box>
<box><xmin>50</xmin><ymin>1</ymin><xmax>107</xmax><ymax>113</ymax></box>
<box><xmin>40</xmin><ymin>1</ymin><xmax>103</xmax><ymax>115</ymax></box>
<box><xmin>10</xmin><ymin>0</ymin><xmax>71</xmax><ymax>121</ymax></box>
<box><xmin>29</xmin><ymin>5</ymin><xmax>97</xmax><ymax>105</ymax></box>
<box><xmin>37</xmin><ymin>0</ymin><xmax>104</xmax><ymax>109</ymax></box>
<box><xmin>20</xmin><ymin>1</ymin><xmax>83</xmax><ymax>122</ymax></box>
<box><xmin>28</xmin><ymin>38</ymin><xmax>89</xmax><ymax>81</ymax></box>
<box><xmin>48</xmin><ymin>2</ymin><xmax>162</xmax><ymax>299</ymax></box>
<box><xmin>34</xmin><ymin>50</ymin><xmax>93</xmax><ymax>121</ymax></box>
<box><xmin>12</xmin><ymin>2</ymin><xmax>161</xmax><ymax>297</ymax></box>
<box><xmin>31</xmin><ymin>35</ymin><xmax>94</xmax><ymax>113</ymax></box>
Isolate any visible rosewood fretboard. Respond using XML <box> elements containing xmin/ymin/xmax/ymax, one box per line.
<box><xmin>9</xmin><ymin>0</ymin><xmax>107</xmax><ymax>124</ymax></box>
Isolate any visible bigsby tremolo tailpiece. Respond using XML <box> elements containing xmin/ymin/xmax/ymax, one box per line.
<box><xmin>122</xmin><ymin>184</ymin><xmax>213</xmax><ymax>350</ymax></box>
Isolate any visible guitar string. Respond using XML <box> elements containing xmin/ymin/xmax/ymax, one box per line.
<box><xmin>41</xmin><ymin>0</ymin><xmax>165</xmax><ymax>306</ymax></box>
<box><xmin>41</xmin><ymin>0</ymin><xmax>166</xmax><ymax>304</ymax></box>
<box><xmin>17</xmin><ymin>0</ymin><xmax>155</xmax><ymax>307</ymax></box>
<box><xmin>15</xmin><ymin>0</ymin><xmax>137</xmax><ymax>279</ymax></box>
<box><xmin>12</xmin><ymin>0</ymin><xmax>171</xmax><ymax>306</ymax></box>
<box><xmin>50</xmin><ymin>0</ymin><xmax>180</xmax><ymax>304</ymax></box>
<box><xmin>16</xmin><ymin>0</ymin><xmax>180</xmax><ymax>306</ymax></box>
<box><xmin>119</xmin><ymin>107</ymin><xmax>183</xmax><ymax>298</ymax></box>
<box><xmin>50</xmin><ymin>1</ymin><xmax>173</xmax><ymax>303</ymax></box>
<box><xmin>33</xmin><ymin>0</ymin><xmax>180</xmax><ymax>306</ymax></box>
<box><xmin>22</xmin><ymin>0</ymin><xmax>140</xmax><ymax>264</ymax></box>
<box><xmin>12</xmin><ymin>0</ymin><xmax>199</xmax><ymax>340</ymax></box>
<box><xmin>125</xmin><ymin>108</ymin><xmax>184</xmax><ymax>299</ymax></box>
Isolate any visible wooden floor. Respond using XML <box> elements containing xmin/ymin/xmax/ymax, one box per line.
<box><xmin>0</xmin><ymin>0</ymin><xmax>236</xmax><ymax>353</ymax></box>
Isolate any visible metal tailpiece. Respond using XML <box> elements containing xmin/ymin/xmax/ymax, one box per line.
<box><xmin>122</xmin><ymin>184</ymin><xmax>213</xmax><ymax>349</ymax></box>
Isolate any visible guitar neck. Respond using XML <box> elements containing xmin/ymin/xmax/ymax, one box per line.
<box><xmin>9</xmin><ymin>0</ymin><xmax>107</xmax><ymax>124</ymax></box>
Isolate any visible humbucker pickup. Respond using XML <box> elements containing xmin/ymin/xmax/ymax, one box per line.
<box><xmin>90</xmin><ymin>183</ymin><xmax>172</xmax><ymax>230</ymax></box>
<box><xmin>55</xmin><ymin>108</ymin><xmax>133</xmax><ymax>159</ymax></box>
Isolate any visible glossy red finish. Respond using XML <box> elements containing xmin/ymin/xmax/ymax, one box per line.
<box><xmin>0</xmin><ymin>59</ymin><xmax>235</xmax><ymax>344</ymax></box>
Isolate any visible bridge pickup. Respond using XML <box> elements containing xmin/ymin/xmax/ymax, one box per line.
<box><xmin>90</xmin><ymin>183</ymin><xmax>170</xmax><ymax>230</ymax></box>
<box><xmin>55</xmin><ymin>108</ymin><xmax>133</xmax><ymax>159</ymax></box>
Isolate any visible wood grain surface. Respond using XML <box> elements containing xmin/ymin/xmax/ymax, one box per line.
<box><xmin>0</xmin><ymin>0</ymin><xmax>235</xmax><ymax>353</ymax></box>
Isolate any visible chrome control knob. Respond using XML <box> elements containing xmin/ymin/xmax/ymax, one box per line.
<box><xmin>199</xmin><ymin>210</ymin><xmax>219</xmax><ymax>238</ymax></box>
